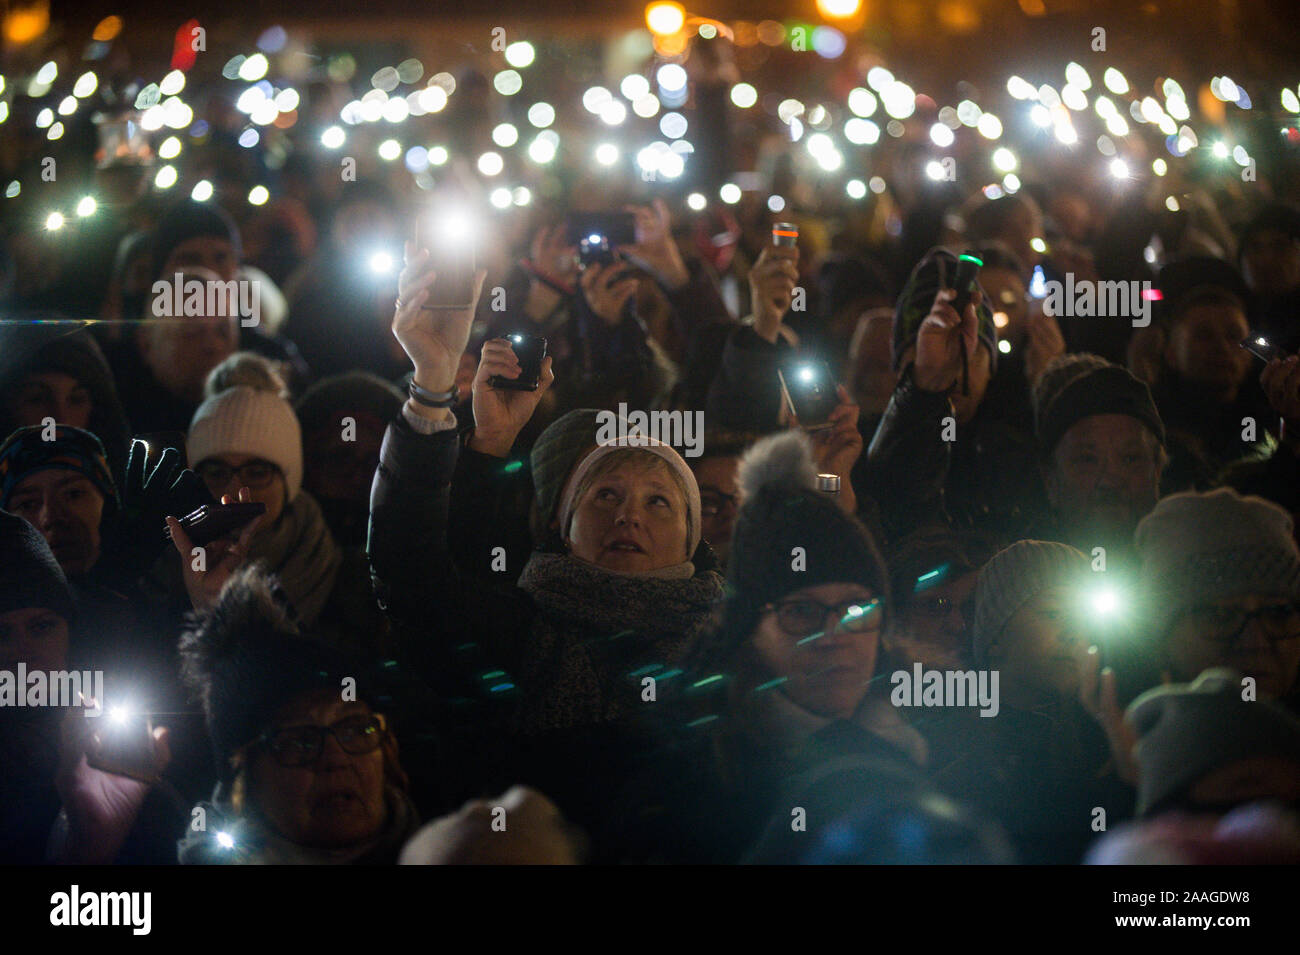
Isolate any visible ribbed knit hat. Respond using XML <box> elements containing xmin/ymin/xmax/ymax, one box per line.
<box><xmin>530</xmin><ymin>409</ymin><xmax>603</xmax><ymax>533</ymax></box>
<box><xmin>0</xmin><ymin>508</ymin><xmax>76</xmax><ymax>623</ymax></box>
<box><xmin>1135</xmin><ymin>488</ymin><xmax>1300</xmax><ymax>636</ymax></box>
<box><xmin>189</xmin><ymin>387</ymin><xmax>302</xmax><ymax>501</ymax></box>
<box><xmin>892</xmin><ymin>247</ymin><xmax>998</xmax><ymax>374</ymax></box>
<box><xmin>719</xmin><ymin>431</ymin><xmax>890</xmax><ymax>651</ymax></box>
<box><xmin>557</xmin><ymin>437</ymin><xmax>702</xmax><ymax>560</ymax></box>
<box><xmin>1129</xmin><ymin>667</ymin><xmax>1300</xmax><ymax>815</ymax></box>
<box><xmin>972</xmin><ymin>540</ymin><xmax>1089</xmax><ymax>665</ymax></box>
<box><xmin>1032</xmin><ymin>352</ymin><xmax>1166</xmax><ymax>454</ymax></box>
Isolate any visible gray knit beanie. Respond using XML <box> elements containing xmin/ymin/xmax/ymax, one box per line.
<box><xmin>529</xmin><ymin>409</ymin><xmax>603</xmax><ymax>534</ymax></box>
<box><xmin>1128</xmin><ymin>667</ymin><xmax>1300</xmax><ymax>816</ymax></box>
<box><xmin>972</xmin><ymin>540</ymin><xmax>1089</xmax><ymax>665</ymax></box>
<box><xmin>1032</xmin><ymin>352</ymin><xmax>1165</xmax><ymax>455</ymax></box>
<box><xmin>1134</xmin><ymin>489</ymin><xmax>1300</xmax><ymax>637</ymax></box>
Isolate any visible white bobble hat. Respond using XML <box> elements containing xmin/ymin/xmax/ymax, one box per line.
<box><xmin>188</xmin><ymin>385</ymin><xmax>303</xmax><ymax>501</ymax></box>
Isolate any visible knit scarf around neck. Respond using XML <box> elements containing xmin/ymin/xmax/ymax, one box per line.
<box><xmin>247</xmin><ymin>489</ymin><xmax>342</xmax><ymax>625</ymax></box>
<box><xmin>511</xmin><ymin>551</ymin><xmax>724</xmax><ymax>732</ymax></box>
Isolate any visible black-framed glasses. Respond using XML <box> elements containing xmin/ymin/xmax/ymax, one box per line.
<box><xmin>258</xmin><ymin>714</ymin><xmax>387</xmax><ymax>767</ymax></box>
<box><xmin>699</xmin><ymin>489</ymin><xmax>739</xmax><ymax>518</ymax></box>
<box><xmin>763</xmin><ymin>597</ymin><xmax>883</xmax><ymax>640</ymax></box>
<box><xmin>196</xmin><ymin>459</ymin><xmax>282</xmax><ymax>491</ymax></box>
<box><xmin>1180</xmin><ymin>603</ymin><xmax>1300</xmax><ymax>648</ymax></box>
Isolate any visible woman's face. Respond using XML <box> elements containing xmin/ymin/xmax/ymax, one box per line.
<box><xmin>565</xmin><ymin>458</ymin><xmax>689</xmax><ymax>573</ymax></box>
<box><xmin>8</xmin><ymin>372</ymin><xmax>92</xmax><ymax>430</ymax></box>
<box><xmin>752</xmin><ymin>582</ymin><xmax>882</xmax><ymax>720</ymax></box>
<box><xmin>247</xmin><ymin>693</ymin><xmax>389</xmax><ymax>850</ymax></box>
<box><xmin>196</xmin><ymin>453</ymin><xmax>287</xmax><ymax>529</ymax></box>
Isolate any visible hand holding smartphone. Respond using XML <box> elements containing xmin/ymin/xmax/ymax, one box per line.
<box><xmin>164</xmin><ymin>502</ymin><xmax>266</xmax><ymax>546</ymax></box>
<box><xmin>489</xmin><ymin>334</ymin><xmax>549</xmax><ymax>391</ymax></box>
<box><xmin>779</xmin><ymin>359</ymin><xmax>840</xmax><ymax>431</ymax></box>
<box><xmin>413</xmin><ymin>207</ymin><xmax>478</xmax><ymax>309</ymax></box>
<box><xmin>88</xmin><ymin>707</ymin><xmax>162</xmax><ymax>783</ymax></box>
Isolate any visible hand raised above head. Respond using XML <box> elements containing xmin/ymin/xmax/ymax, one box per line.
<box><xmin>392</xmin><ymin>240</ymin><xmax>487</xmax><ymax>391</ymax></box>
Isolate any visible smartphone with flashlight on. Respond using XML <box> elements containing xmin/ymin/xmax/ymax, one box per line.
<box><xmin>489</xmin><ymin>333</ymin><xmax>548</xmax><ymax>391</ymax></box>
<box><xmin>413</xmin><ymin>208</ymin><xmax>477</xmax><ymax>309</ymax></box>
<box><xmin>778</xmin><ymin>359</ymin><xmax>840</xmax><ymax>431</ymax></box>
<box><xmin>1241</xmin><ymin>334</ymin><xmax>1286</xmax><ymax>363</ymax></box>
<box><xmin>89</xmin><ymin>707</ymin><xmax>158</xmax><ymax>782</ymax></box>
<box><xmin>565</xmin><ymin>212</ymin><xmax>637</xmax><ymax>249</ymax></box>
<box><xmin>165</xmin><ymin>502</ymin><xmax>266</xmax><ymax>546</ymax></box>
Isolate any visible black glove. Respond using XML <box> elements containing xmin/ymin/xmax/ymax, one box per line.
<box><xmin>104</xmin><ymin>438</ymin><xmax>217</xmax><ymax>582</ymax></box>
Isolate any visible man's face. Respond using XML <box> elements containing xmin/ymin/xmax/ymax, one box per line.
<box><xmin>162</xmin><ymin>236</ymin><xmax>238</xmax><ymax>282</ymax></box>
<box><xmin>988</xmin><ymin>586</ymin><xmax>1091</xmax><ymax>701</ymax></box>
<box><xmin>1241</xmin><ymin>228</ymin><xmax>1300</xmax><ymax>298</ymax></box>
<box><xmin>6</xmin><ymin>469</ymin><xmax>105</xmax><ymax>576</ymax></box>
<box><xmin>1164</xmin><ymin>594</ymin><xmax>1300</xmax><ymax>699</ymax></box>
<box><xmin>1046</xmin><ymin>415</ymin><xmax>1162</xmax><ymax>546</ymax></box>
<box><xmin>138</xmin><ymin>313</ymin><xmax>237</xmax><ymax>405</ymax></box>
<box><xmin>1165</xmin><ymin>303</ymin><xmax>1251</xmax><ymax>393</ymax></box>
<box><xmin>692</xmin><ymin>454</ymin><xmax>740</xmax><ymax>564</ymax></box>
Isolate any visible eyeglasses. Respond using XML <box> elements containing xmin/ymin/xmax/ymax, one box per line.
<box><xmin>258</xmin><ymin>714</ymin><xmax>387</xmax><ymax>767</ymax></box>
<box><xmin>1180</xmin><ymin>603</ymin><xmax>1300</xmax><ymax>647</ymax></box>
<box><xmin>763</xmin><ymin>597</ymin><xmax>883</xmax><ymax>640</ymax></box>
<box><xmin>700</xmin><ymin>490</ymin><xmax>739</xmax><ymax>518</ymax></box>
<box><xmin>196</xmin><ymin>459</ymin><xmax>281</xmax><ymax>491</ymax></box>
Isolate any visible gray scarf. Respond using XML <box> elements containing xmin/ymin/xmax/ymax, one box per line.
<box><xmin>512</xmin><ymin>551</ymin><xmax>724</xmax><ymax>733</ymax></box>
<box><xmin>247</xmin><ymin>489</ymin><xmax>342</xmax><ymax>625</ymax></box>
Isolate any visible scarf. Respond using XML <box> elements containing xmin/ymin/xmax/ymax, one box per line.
<box><xmin>247</xmin><ymin>489</ymin><xmax>342</xmax><ymax>625</ymax></box>
<box><xmin>512</xmin><ymin>551</ymin><xmax>724</xmax><ymax>733</ymax></box>
<box><xmin>177</xmin><ymin>783</ymin><xmax>420</xmax><ymax>865</ymax></box>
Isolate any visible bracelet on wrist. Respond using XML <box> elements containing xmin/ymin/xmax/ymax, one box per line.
<box><xmin>408</xmin><ymin>379</ymin><xmax>459</xmax><ymax>408</ymax></box>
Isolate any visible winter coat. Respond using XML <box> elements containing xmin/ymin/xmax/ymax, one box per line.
<box><xmin>367</xmin><ymin>416</ymin><xmax>725</xmax><ymax>824</ymax></box>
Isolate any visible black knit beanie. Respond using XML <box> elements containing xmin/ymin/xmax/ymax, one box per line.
<box><xmin>150</xmin><ymin>198</ymin><xmax>241</xmax><ymax>285</ymax></box>
<box><xmin>0</xmin><ymin>508</ymin><xmax>76</xmax><ymax>624</ymax></box>
<box><xmin>1032</xmin><ymin>352</ymin><xmax>1166</xmax><ymax>455</ymax></box>
<box><xmin>712</xmin><ymin>432</ymin><xmax>890</xmax><ymax>663</ymax></box>
<box><xmin>178</xmin><ymin>565</ymin><xmax>377</xmax><ymax>777</ymax></box>
<box><xmin>892</xmin><ymin>247</ymin><xmax>998</xmax><ymax>374</ymax></box>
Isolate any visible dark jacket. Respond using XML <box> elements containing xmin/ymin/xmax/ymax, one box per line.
<box><xmin>367</xmin><ymin>414</ymin><xmax>724</xmax><ymax>825</ymax></box>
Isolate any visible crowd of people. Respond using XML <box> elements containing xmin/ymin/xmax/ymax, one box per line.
<box><xmin>4</xmin><ymin>81</ymin><xmax>1300</xmax><ymax>864</ymax></box>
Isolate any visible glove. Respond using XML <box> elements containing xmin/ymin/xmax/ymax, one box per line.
<box><xmin>105</xmin><ymin>438</ymin><xmax>217</xmax><ymax>582</ymax></box>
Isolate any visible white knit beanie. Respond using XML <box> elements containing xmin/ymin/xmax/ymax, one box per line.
<box><xmin>188</xmin><ymin>385</ymin><xmax>303</xmax><ymax>501</ymax></box>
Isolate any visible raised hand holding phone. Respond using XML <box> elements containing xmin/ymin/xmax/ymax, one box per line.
<box><xmin>913</xmin><ymin>287</ymin><xmax>982</xmax><ymax>394</ymax></box>
<box><xmin>469</xmin><ymin>338</ymin><xmax>556</xmax><ymax>458</ymax></box>
<box><xmin>392</xmin><ymin>240</ymin><xmax>488</xmax><ymax>422</ymax></box>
